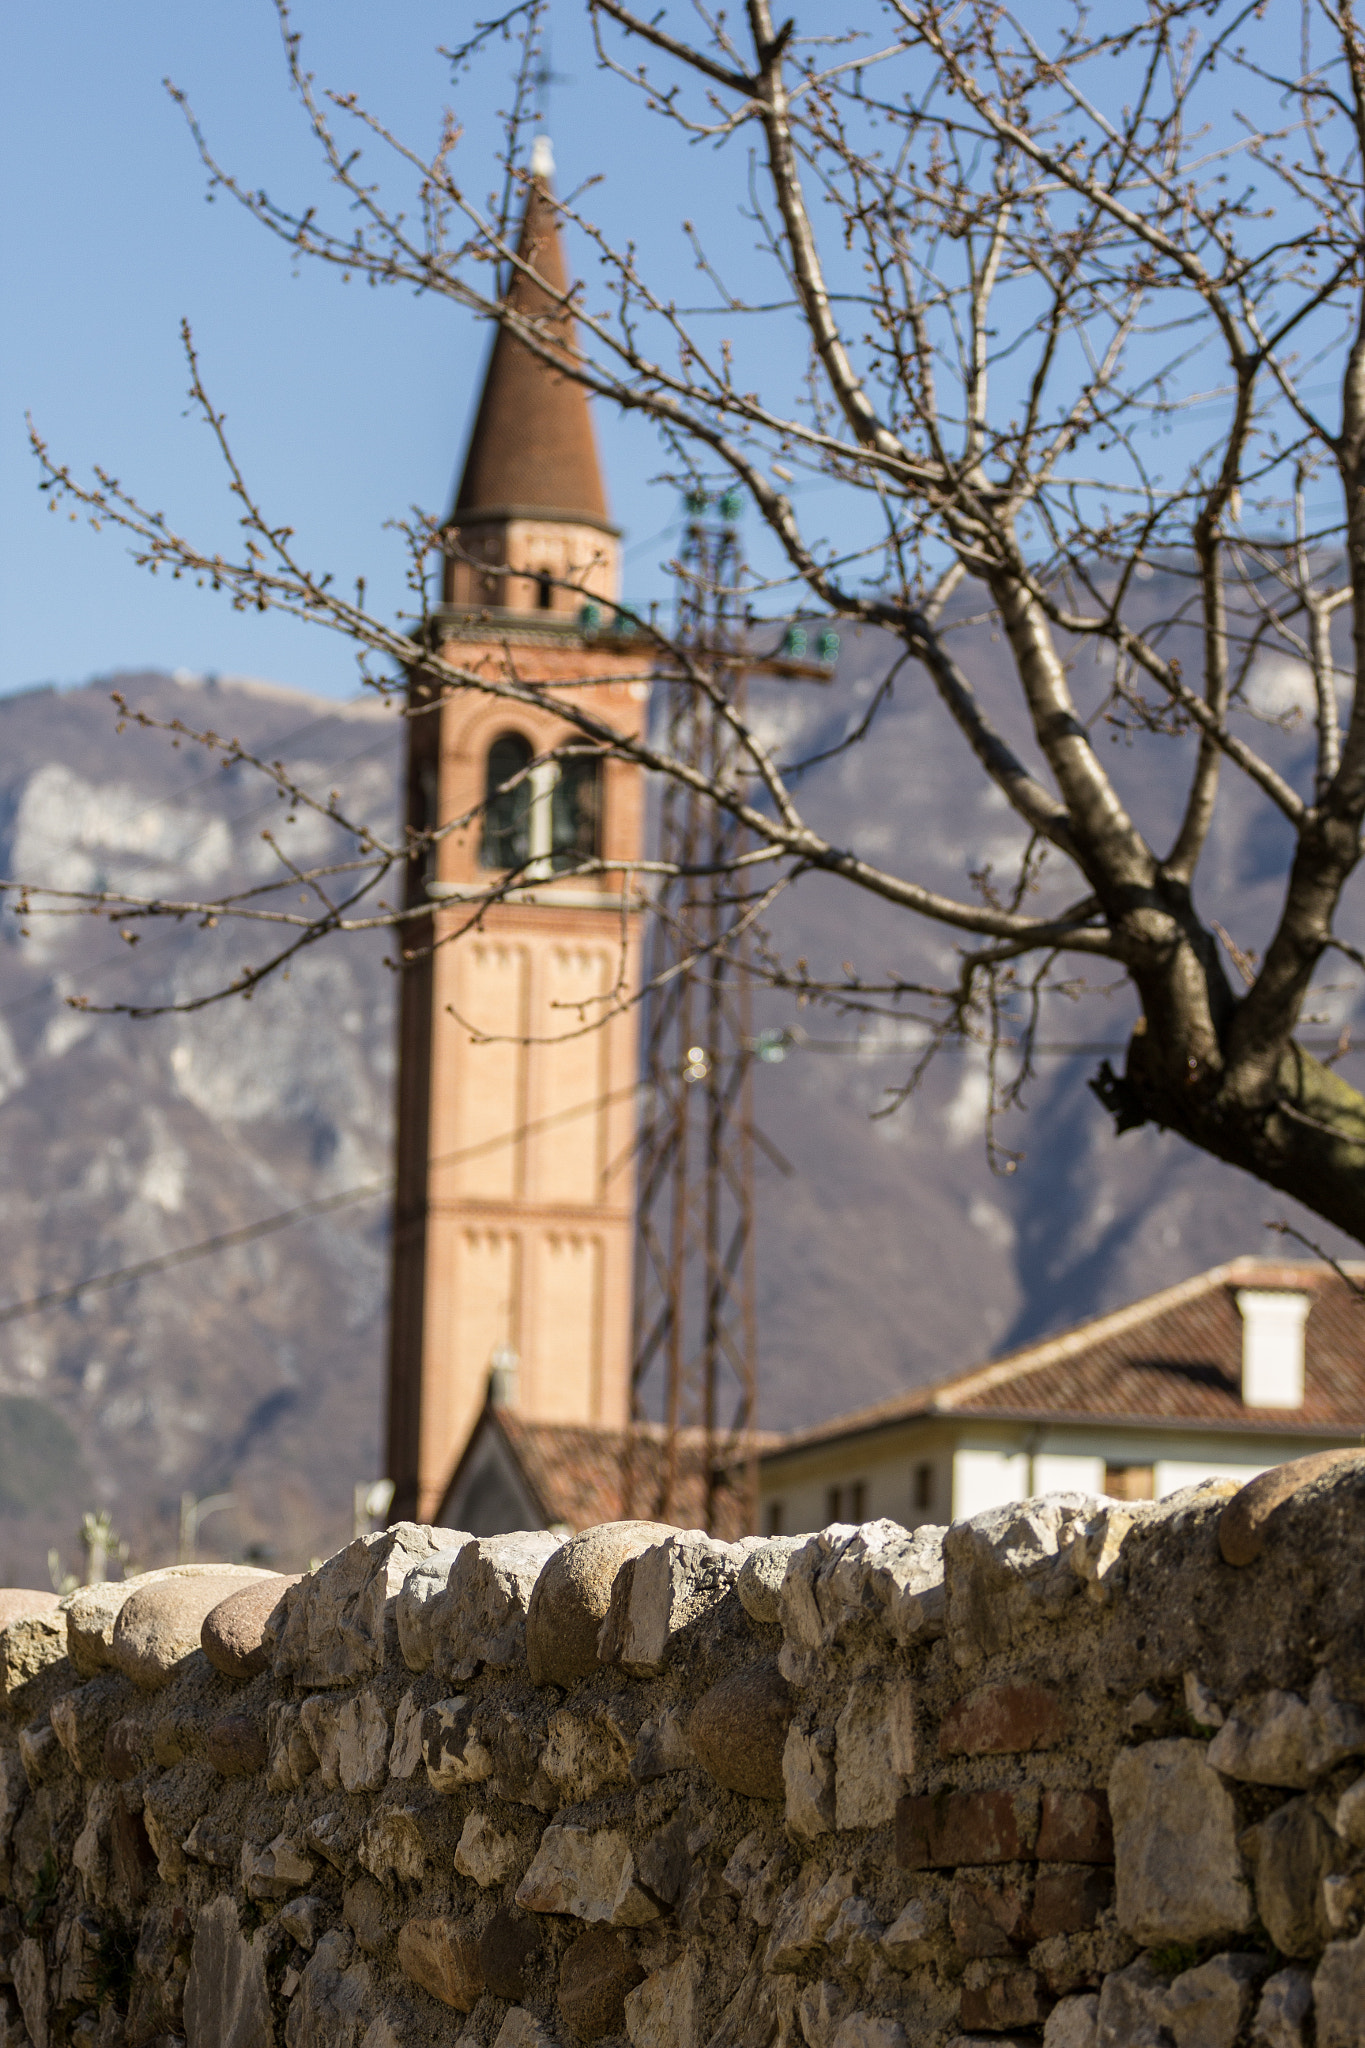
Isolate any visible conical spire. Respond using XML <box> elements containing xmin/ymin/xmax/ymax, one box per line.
<box><xmin>453</xmin><ymin>147</ymin><xmax>611</xmax><ymax>529</ymax></box>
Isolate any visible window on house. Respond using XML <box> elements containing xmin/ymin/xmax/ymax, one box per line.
<box><xmin>764</xmin><ymin>1500</ymin><xmax>784</xmax><ymax>1537</ymax></box>
<box><xmin>826</xmin><ymin>1480</ymin><xmax>867</xmax><ymax>1524</ymax></box>
<box><xmin>536</xmin><ymin>568</ymin><xmax>554</xmax><ymax>610</ymax></box>
<box><xmin>1104</xmin><ymin>1464</ymin><xmax>1155</xmax><ymax>1502</ymax></box>
<box><xmin>480</xmin><ymin>732</ymin><xmax>534</xmax><ymax>870</ymax></box>
<box><xmin>913</xmin><ymin>1462</ymin><xmax>935</xmax><ymax>1512</ymax></box>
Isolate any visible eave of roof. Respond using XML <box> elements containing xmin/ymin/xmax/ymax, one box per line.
<box><xmin>761</xmin><ymin>1256</ymin><xmax>1365</xmax><ymax>1463</ymax></box>
<box><xmin>920</xmin><ymin>1404</ymin><xmax>1363</xmax><ymax>1441</ymax></box>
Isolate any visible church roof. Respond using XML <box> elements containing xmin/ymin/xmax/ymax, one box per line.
<box><xmin>453</xmin><ymin>164</ymin><xmax>613</xmax><ymax>532</ymax></box>
<box><xmin>440</xmin><ymin>1405</ymin><xmax>777</xmax><ymax>1541</ymax></box>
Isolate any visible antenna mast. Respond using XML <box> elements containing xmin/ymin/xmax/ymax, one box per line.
<box><xmin>627</xmin><ymin>489</ymin><xmax>759</xmax><ymax>1537</ymax></box>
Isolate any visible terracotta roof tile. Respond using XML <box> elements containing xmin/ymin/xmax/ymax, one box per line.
<box><xmin>493</xmin><ymin>1413</ymin><xmax>778</xmax><ymax>1539</ymax></box>
<box><xmin>773</xmin><ymin>1257</ymin><xmax>1365</xmax><ymax>1454</ymax></box>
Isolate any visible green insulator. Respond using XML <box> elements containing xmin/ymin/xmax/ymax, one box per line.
<box><xmin>783</xmin><ymin>624</ymin><xmax>808</xmax><ymax>657</ymax></box>
<box><xmin>579</xmin><ymin>602</ymin><xmax>602</xmax><ymax>633</ymax></box>
<box><xmin>817</xmin><ymin>628</ymin><xmax>841</xmax><ymax>663</ymax></box>
<box><xmin>718</xmin><ymin>488</ymin><xmax>743</xmax><ymax>522</ymax></box>
<box><xmin>685</xmin><ymin>489</ymin><xmax>710</xmax><ymax>517</ymax></box>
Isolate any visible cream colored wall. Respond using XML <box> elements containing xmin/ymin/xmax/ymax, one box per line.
<box><xmin>757</xmin><ymin>1425</ymin><xmax>954</xmax><ymax>1536</ymax></box>
<box><xmin>952</xmin><ymin>1446</ymin><xmax>1030</xmax><ymax>1519</ymax></box>
<box><xmin>1153</xmin><ymin>1456</ymin><xmax>1272</xmax><ymax>1496</ymax></box>
<box><xmin>1030</xmin><ymin>1451</ymin><xmax>1109</xmax><ymax>1497</ymax></box>
<box><xmin>758</xmin><ymin>1419</ymin><xmax>1357</xmax><ymax>1540</ymax></box>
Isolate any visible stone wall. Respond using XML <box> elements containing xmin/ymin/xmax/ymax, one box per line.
<box><xmin>1</xmin><ymin>1455</ymin><xmax>1365</xmax><ymax>2048</ymax></box>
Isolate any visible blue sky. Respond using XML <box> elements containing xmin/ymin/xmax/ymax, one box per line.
<box><xmin>5</xmin><ymin>7</ymin><xmax>1325</xmax><ymax>707</ymax></box>
<box><xmin>1</xmin><ymin>4</ymin><xmax>701</xmax><ymax>702</ymax></box>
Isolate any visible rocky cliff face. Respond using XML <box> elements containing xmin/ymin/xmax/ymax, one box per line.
<box><xmin>0</xmin><ymin>643</ymin><xmax>1357</xmax><ymax>1582</ymax></box>
<box><xmin>0</xmin><ymin>673</ymin><xmax>400</xmax><ymax>1584</ymax></box>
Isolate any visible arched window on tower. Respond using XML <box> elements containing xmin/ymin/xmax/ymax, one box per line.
<box><xmin>480</xmin><ymin>733</ymin><xmax>603</xmax><ymax>876</ymax></box>
<box><xmin>550</xmin><ymin>753</ymin><xmax>602</xmax><ymax>872</ymax></box>
<box><xmin>535</xmin><ymin>568</ymin><xmax>554</xmax><ymax>611</ymax></box>
<box><xmin>480</xmin><ymin>732</ymin><xmax>534</xmax><ymax>870</ymax></box>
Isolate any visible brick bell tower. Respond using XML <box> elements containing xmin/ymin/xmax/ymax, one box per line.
<box><xmin>386</xmin><ymin>142</ymin><xmax>647</xmax><ymax>1524</ymax></box>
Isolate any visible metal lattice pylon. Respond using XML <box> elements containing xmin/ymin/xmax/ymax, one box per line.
<box><xmin>625</xmin><ymin>492</ymin><xmax>759</xmax><ymax>1536</ymax></box>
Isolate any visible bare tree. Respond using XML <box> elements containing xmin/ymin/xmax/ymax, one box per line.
<box><xmin>26</xmin><ymin>0</ymin><xmax>1365</xmax><ymax>1244</ymax></box>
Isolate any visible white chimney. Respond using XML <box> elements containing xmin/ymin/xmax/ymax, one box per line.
<box><xmin>1236</xmin><ymin>1290</ymin><xmax>1310</xmax><ymax>1408</ymax></box>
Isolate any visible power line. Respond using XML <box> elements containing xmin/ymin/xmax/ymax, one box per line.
<box><xmin>0</xmin><ymin>1080</ymin><xmax>643</xmax><ymax>1331</ymax></box>
<box><xmin>0</xmin><ymin>1180</ymin><xmax>391</xmax><ymax>1330</ymax></box>
<box><xmin>3</xmin><ymin>979</ymin><xmax>1357</xmax><ymax>1332</ymax></box>
<box><xmin>770</xmin><ymin>1033</ymin><xmax>1364</xmax><ymax>1058</ymax></box>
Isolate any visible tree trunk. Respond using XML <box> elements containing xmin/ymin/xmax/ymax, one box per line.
<box><xmin>1096</xmin><ymin>1028</ymin><xmax>1365</xmax><ymax>1245</ymax></box>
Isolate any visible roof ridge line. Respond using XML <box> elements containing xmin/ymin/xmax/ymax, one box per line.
<box><xmin>772</xmin><ymin>1253</ymin><xmax>1342</xmax><ymax>1452</ymax></box>
<box><xmin>931</xmin><ymin>1260</ymin><xmax>1242</xmax><ymax>1410</ymax></box>
<box><xmin>931</xmin><ymin>1252</ymin><xmax>1365</xmax><ymax>1411</ymax></box>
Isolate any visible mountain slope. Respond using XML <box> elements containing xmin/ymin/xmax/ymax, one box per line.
<box><xmin>0</xmin><ymin>672</ymin><xmax>400</xmax><ymax>1583</ymax></box>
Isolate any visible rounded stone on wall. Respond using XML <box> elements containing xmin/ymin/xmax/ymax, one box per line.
<box><xmin>688</xmin><ymin>1657</ymin><xmax>793</xmax><ymax>1800</ymax></box>
<box><xmin>201</xmin><ymin>1576</ymin><xmax>296</xmax><ymax>1680</ymax></box>
<box><xmin>69</xmin><ymin>1563</ymin><xmax>273</xmax><ymax>1682</ymax></box>
<box><xmin>526</xmin><ymin>1522</ymin><xmax>678</xmax><ymax>1687</ymax></box>
<box><xmin>112</xmin><ymin>1569</ymin><xmax>276</xmax><ymax>1690</ymax></box>
<box><xmin>736</xmin><ymin>1539</ymin><xmax>803</xmax><ymax>1628</ymax></box>
<box><xmin>558</xmin><ymin>1927</ymin><xmax>644</xmax><ymax>2041</ymax></box>
<box><xmin>0</xmin><ymin>1591</ymin><xmax>58</xmax><ymax>1631</ymax></box>
<box><xmin>67</xmin><ymin>1582</ymin><xmax>138</xmax><ymax>1680</ymax></box>
<box><xmin>1219</xmin><ymin>1451</ymin><xmax>1365</xmax><ymax>1567</ymax></box>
